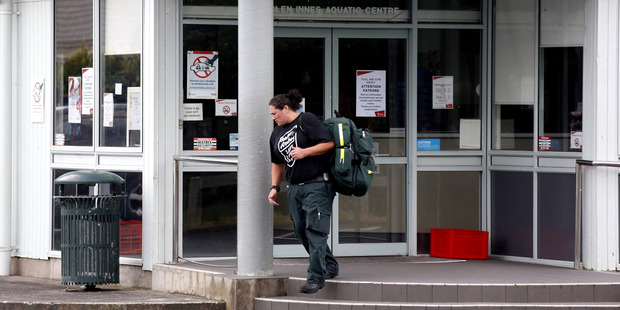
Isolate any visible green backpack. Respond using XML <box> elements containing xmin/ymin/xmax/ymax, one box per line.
<box><xmin>299</xmin><ymin>111</ymin><xmax>375</xmax><ymax>197</ymax></box>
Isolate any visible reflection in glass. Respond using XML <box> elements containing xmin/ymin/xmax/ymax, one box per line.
<box><xmin>492</xmin><ymin>105</ymin><xmax>534</xmax><ymax>150</ymax></box>
<box><xmin>418</xmin><ymin>0</ymin><xmax>481</xmax><ymax>23</ymax></box>
<box><xmin>184</xmin><ymin>0</ymin><xmax>237</xmax><ymax>5</ymax></box>
<box><xmin>339</xmin><ymin>164</ymin><xmax>406</xmax><ymax>244</ymax></box>
<box><xmin>539</xmin><ymin>47</ymin><xmax>583</xmax><ymax>152</ymax></box>
<box><xmin>54</xmin><ymin>0</ymin><xmax>94</xmax><ymax>146</ymax></box>
<box><xmin>182</xmin><ymin>172</ymin><xmax>237</xmax><ymax>257</ymax></box>
<box><xmin>538</xmin><ymin>173</ymin><xmax>575</xmax><ymax>261</ymax></box>
<box><xmin>52</xmin><ymin>170</ymin><xmax>143</xmax><ymax>258</ymax></box>
<box><xmin>273</xmin><ymin>182</ymin><xmax>297</xmax><ymax>245</ymax></box>
<box><xmin>100</xmin><ymin>0</ymin><xmax>142</xmax><ymax>147</ymax></box>
<box><xmin>417</xmin><ymin>171</ymin><xmax>480</xmax><ymax>254</ymax></box>
<box><xmin>417</xmin><ymin>29</ymin><xmax>481</xmax><ymax>151</ymax></box>
<box><xmin>491</xmin><ymin>171</ymin><xmax>533</xmax><ymax>258</ymax></box>
<box><xmin>492</xmin><ymin>0</ymin><xmax>535</xmax><ymax>150</ymax></box>
<box><xmin>182</xmin><ymin>25</ymin><xmax>239</xmax><ymax>151</ymax></box>
<box><xmin>275</xmin><ymin>38</ymin><xmax>325</xmax><ymax>119</ymax></box>
<box><xmin>419</xmin><ymin>0</ymin><xmax>481</xmax><ymax>11</ymax></box>
<box><xmin>338</xmin><ymin>38</ymin><xmax>406</xmax><ymax>157</ymax></box>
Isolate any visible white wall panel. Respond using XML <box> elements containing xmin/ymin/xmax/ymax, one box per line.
<box><xmin>14</xmin><ymin>1</ymin><xmax>53</xmax><ymax>260</ymax></box>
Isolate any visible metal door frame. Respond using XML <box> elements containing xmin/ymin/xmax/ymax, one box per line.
<box><xmin>273</xmin><ymin>27</ymin><xmax>410</xmax><ymax>258</ymax></box>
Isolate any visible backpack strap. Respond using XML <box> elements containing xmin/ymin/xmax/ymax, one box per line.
<box><xmin>297</xmin><ymin>112</ymin><xmax>306</xmax><ymax>133</ymax></box>
<box><xmin>348</xmin><ymin>118</ymin><xmax>361</xmax><ymax>162</ymax></box>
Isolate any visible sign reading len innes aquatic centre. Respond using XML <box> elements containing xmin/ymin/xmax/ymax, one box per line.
<box><xmin>272</xmin><ymin>5</ymin><xmax>406</xmax><ymax>22</ymax></box>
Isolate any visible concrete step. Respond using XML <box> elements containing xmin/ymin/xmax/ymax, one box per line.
<box><xmin>0</xmin><ymin>301</ymin><xmax>223</xmax><ymax>310</ymax></box>
<box><xmin>254</xmin><ymin>296</ymin><xmax>620</xmax><ymax>310</ymax></box>
<box><xmin>284</xmin><ymin>277</ymin><xmax>620</xmax><ymax>303</ymax></box>
<box><xmin>152</xmin><ymin>263</ymin><xmax>287</xmax><ymax>310</ymax></box>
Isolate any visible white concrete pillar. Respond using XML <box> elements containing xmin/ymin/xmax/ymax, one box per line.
<box><xmin>237</xmin><ymin>0</ymin><xmax>274</xmax><ymax>276</ymax></box>
<box><xmin>0</xmin><ymin>0</ymin><xmax>14</xmax><ymax>276</ymax></box>
<box><xmin>142</xmin><ymin>0</ymin><xmax>181</xmax><ymax>269</ymax></box>
<box><xmin>581</xmin><ymin>0</ymin><xmax>620</xmax><ymax>271</ymax></box>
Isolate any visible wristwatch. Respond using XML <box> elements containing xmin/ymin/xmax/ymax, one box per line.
<box><xmin>270</xmin><ymin>185</ymin><xmax>280</xmax><ymax>193</ymax></box>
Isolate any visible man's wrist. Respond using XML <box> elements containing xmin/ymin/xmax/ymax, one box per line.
<box><xmin>270</xmin><ymin>185</ymin><xmax>280</xmax><ymax>193</ymax></box>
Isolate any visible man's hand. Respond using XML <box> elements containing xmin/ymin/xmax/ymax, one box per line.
<box><xmin>268</xmin><ymin>188</ymin><xmax>279</xmax><ymax>206</ymax></box>
<box><xmin>290</xmin><ymin>141</ymin><xmax>334</xmax><ymax>160</ymax></box>
<box><xmin>290</xmin><ymin>146</ymin><xmax>307</xmax><ymax>160</ymax></box>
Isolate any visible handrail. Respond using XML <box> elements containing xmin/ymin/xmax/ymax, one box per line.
<box><xmin>172</xmin><ymin>156</ymin><xmax>238</xmax><ymax>263</ymax></box>
<box><xmin>574</xmin><ymin>159</ymin><xmax>620</xmax><ymax>269</ymax></box>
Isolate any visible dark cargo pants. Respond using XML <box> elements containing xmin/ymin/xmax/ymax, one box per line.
<box><xmin>287</xmin><ymin>181</ymin><xmax>339</xmax><ymax>284</ymax></box>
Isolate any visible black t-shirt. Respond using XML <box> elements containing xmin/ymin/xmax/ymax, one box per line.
<box><xmin>270</xmin><ymin>112</ymin><xmax>333</xmax><ymax>184</ymax></box>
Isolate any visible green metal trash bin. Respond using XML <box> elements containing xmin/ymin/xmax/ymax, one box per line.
<box><xmin>54</xmin><ymin>170</ymin><xmax>126</xmax><ymax>289</ymax></box>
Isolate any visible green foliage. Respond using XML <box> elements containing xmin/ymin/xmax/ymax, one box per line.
<box><xmin>63</xmin><ymin>41</ymin><xmax>93</xmax><ymax>85</ymax></box>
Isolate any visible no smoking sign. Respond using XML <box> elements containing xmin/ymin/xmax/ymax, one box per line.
<box><xmin>215</xmin><ymin>99</ymin><xmax>237</xmax><ymax>116</ymax></box>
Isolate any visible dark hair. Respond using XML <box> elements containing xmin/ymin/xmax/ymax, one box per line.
<box><xmin>269</xmin><ymin>89</ymin><xmax>303</xmax><ymax>111</ymax></box>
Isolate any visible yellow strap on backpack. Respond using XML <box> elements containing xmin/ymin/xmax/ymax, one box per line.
<box><xmin>338</xmin><ymin>123</ymin><xmax>344</xmax><ymax>146</ymax></box>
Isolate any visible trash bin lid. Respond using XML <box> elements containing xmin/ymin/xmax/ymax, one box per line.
<box><xmin>54</xmin><ymin>170</ymin><xmax>125</xmax><ymax>185</ymax></box>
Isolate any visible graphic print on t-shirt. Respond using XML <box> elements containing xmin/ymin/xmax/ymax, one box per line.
<box><xmin>278</xmin><ymin>125</ymin><xmax>298</xmax><ymax>167</ymax></box>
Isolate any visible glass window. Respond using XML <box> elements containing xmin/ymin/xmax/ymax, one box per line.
<box><xmin>492</xmin><ymin>0</ymin><xmax>536</xmax><ymax>150</ymax></box>
<box><xmin>338</xmin><ymin>38</ymin><xmax>407</xmax><ymax>157</ymax></box>
<box><xmin>54</xmin><ymin>0</ymin><xmax>94</xmax><ymax>146</ymax></box>
<box><xmin>417</xmin><ymin>171</ymin><xmax>480</xmax><ymax>254</ymax></box>
<box><xmin>100</xmin><ymin>0</ymin><xmax>142</xmax><ymax>147</ymax></box>
<box><xmin>182</xmin><ymin>172</ymin><xmax>237</xmax><ymax>257</ymax></box>
<box><xmin>491</xmin><ymin>171</ymin><xmax>533</xmax><ymax>258</ymax></box>
<box><xmin>54</xmin><ymin>0</ymin><xmax>143</xmax><ymax>148</ymax></box>
<box><xmin>540</xmin><ymin>0</ymin><xmax>585</xmax><ymax>47</ymax></box>
<box><xmin>276</xmin><ymin>165</ymin><xmax>407</xmax><ymax>246</ymax></box>
<box><xmin>275</xmin><ymin>37</ymin><xmax>325</xmax><ymax>119</ymax></box>
<box><xmin>418</xmin><ymin>0</ymin><xmax>481</xmax><ymax>23</ymax></box>
<box><xmin>182</xmin><ymin>25</ymin><xmax>238</xmax><ymax>151</ymax></box>
<box><xmin>184</xmin><ymin>0</ymin><xmax>236</xmax><ymax>5</ymax></box>
<box><xmin>273</xmin><ymin>181</ymin><xmax>295</xmax><ymax>245</ymax></box>
<box><xmin>339</xmin><ymin>164</ymin><xmax>406</xmax><ymax>244</ymax></box>
<box><xmin>538</xmin><ymin>0</ymin><xmax>585</xmax><ymax>152</ymax></box>
<box><xmin>52</xmin><ymin>170</ymin><xmax>143</xmax><ymax>258</ymax></box>
<box><xmin>492</xmin><ymin>105</ymin><xmax>534</xmax><ymax>150</ymax></box>
<box><xmin>538</xmin><ymin>173</ymin><xmax>575</xmax><ymax>261</ymax></box>
<box><xmin>539</xmin><ymin>47</ymin><xmax>583</xmax><ymax>152</ymax></box>
<box><xmin>417</xmin><ymin>29</ymin><xmax>482</xmax><ymax>151</ymax></box>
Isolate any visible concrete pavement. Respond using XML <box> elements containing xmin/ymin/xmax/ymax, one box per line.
<box><xmin>0</xmin><ymin>275</ymin><xmax>224</xmax><ymax>309</ymax></box>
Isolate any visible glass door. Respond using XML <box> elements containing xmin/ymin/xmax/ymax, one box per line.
<box><xmin>332</xmin><ymin>29</ymin><xmax>408</xmax><ymax>256</ymax></box>
<box><xmin>273</xmin><ymin>28</ymin><xmax>409</xmax><ymax>257</ymax></box>
<box><xmin>273</xmin><ymin>28</ymin><xmax>332</xmax><ymax>258</ymax></box>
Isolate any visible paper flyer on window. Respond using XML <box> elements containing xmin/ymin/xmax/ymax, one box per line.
<box><xmin>187</xmin><ymin>51</ymin><xmax>219</xmax><ymax>99</ymax></box>
<box><xmin>459</xmin><ymin>119</ymin><xmax>481</xmax><ymax>149</ymax></box>
<box><xmin>31</xmin><ymin>78</ymin><xmax>44</xmax><ymax>123</ymax></box>
<box><xmin>127</xmin><ymin>87</ymin><xmax>142</xmax><ymax>131</ymax></box>
<box><xmin>68</xmin><ymin>77</ymin><xmax>81</xmax><ymax>124</ymax></box>
<box><xmin>215</xmin><ymin>99</ymin><xmax>237</xmax><ymax>116</ymax></box>
<box><xmin>103</xmin><ymin>93</ymin><xmax>114</xmax><ymax>127</ymax></box>
<box><xmin>432</xmin><ymin>76</ymin><xmax>454</xmax><ymax>109</ymax></box>
<box><xmin>183</xmin><ymin>103</ymin><xmax>203</xmax><ymax>121</ymax></box>
<box><xmin>81</xmin><ymin>68</ymin><xmax>94</xmax><ymax>115</ymax></box>
<box><xmin>356</xmin><ymin>70</ymin><xmax>386</xmax><ymax>117</ymax></box>
<box><xmin>229</xmin><ymin>133</ymin><xmax>239</xmax><ymax>150</ymax></box>
<box><xmin>571</xmin><ymin>131</ymin><xmax>583</xmax><ymax>149</ymax></box>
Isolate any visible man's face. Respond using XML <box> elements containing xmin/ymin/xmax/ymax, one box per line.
<box><xmin>270</xmin><ymin>105</ymin><xmax>288</xmax><ymax>126</ymax></box>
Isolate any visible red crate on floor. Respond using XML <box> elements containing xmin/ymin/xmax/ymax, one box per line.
<box><xmin>430</xmin><ymin>228</ymin><xmax>488</xmax><ymax>259</ymax></box>
<box><xmin>120</xmin><ymin>220</ymin><xmax>142</xmax><ymax>254</ymax></box>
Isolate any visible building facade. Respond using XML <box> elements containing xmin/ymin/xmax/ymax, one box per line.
<box><xmin>1</xmin><ymin>0</ymin><xmax>619</xmax><ymax>283</ymax></box>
